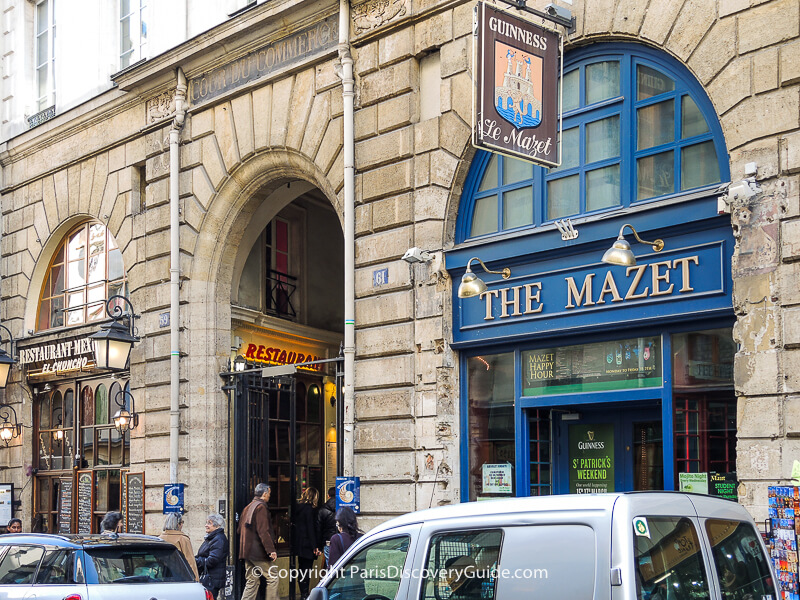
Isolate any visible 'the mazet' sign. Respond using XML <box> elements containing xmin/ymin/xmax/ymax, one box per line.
<box><xmin>453</xmin><ymin>235</ymin><xmax>733</xmax><ymax>346</ymax></box>
<box><xmin>473</xmin><ymin>2</ymin><xmax>561</xmax><ymax>167</ymax></box>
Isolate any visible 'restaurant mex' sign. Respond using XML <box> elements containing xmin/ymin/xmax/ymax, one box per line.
<box><xmin>473</xmin><ymin>2</ymin><xmax>561</xmax><ymax>167</ymax></box>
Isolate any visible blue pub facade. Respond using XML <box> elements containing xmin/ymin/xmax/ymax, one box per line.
<box><xmin>447</xmin><ymin>43</ymin><xmax>736</xmax><ymax>501</ymax></box>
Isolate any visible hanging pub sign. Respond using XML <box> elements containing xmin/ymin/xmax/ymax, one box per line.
<box><xmin>473</xmin><ymin>1</ymin><xmax>561</xmax><ymax>167</ymax></box>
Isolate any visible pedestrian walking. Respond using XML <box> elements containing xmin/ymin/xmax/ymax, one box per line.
<box><xmin>327</xmin><ymin>507</ymin><xmax>363</xmax><ymax>568</ymax></box>
<box><xmin>5</xmin><ymin>518</ymin><xmax>21</xmax><ymax>534</ymax></box>
<box><xmin>160</xmin><ymin>512</ymin><xmax>199</xmax><ymax>580</ymax></box>
<box><xmin>291</xmin><ymin>487</ymin><xmax>321</xmax><ymax>600</ymax></box>
<box><xmin>239</xmin><ymin>483</ymin><xmax>278</xmax><ymax>600</ymax></box>
<box><xmin>196</xmin><ymin>513</ymin><xmax>229</xmax><ymax>599</ymax></box>
<box><xmin>317</xmin><ymin>488</ymin><xmax>336</xmax><ymax>566</ymax></box>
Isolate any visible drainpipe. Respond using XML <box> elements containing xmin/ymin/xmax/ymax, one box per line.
<box><xmin>338</xmin><ymin>0</ymin><xmax>355</xmax><ymax>475</ymax></box>
<box><xmin>169</xmin><ymin>68</ymin><xmax>187</xmax><ymax>484</ymax></box>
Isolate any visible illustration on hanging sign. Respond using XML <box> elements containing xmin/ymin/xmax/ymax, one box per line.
<box><xmin>474</xmin><ymin>1</ymin><xmax>561</xmax><ymax>167</ymax></box>
<box><xmin>494</xmin><ymin>43</ymin><xmax>542</xmax><ymax>129</ymax></box>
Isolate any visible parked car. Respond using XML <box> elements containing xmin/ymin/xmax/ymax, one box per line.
<box><xmin>0</xmin><ymin>532</ymin><xmax>212</xmax><ymax>599</ymax></box>
<box><xmin>310</xmin><ymin>492</ymin><xmax>778</xmax><ymax>600</ymax></box>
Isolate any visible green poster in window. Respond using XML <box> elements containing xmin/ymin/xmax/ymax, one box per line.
<box><xmin>569</xmin><ymin>423</ymin><xmax>614</xmax><ymax>494</ymax></box>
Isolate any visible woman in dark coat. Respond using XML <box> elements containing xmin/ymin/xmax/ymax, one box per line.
<box><xmin>291</xmin><ymin>487</ymin><xmax>321</xmax><ymax>600</ymax></box>
<box><xmin>195</xmin><ymin>513</ymin><xmax>229</xmax><ymax>599</ymax></box>
<box><xmin>327</xmin><ymin>507</ymin><xmax>363</xmax><ymax>568</ymax></box>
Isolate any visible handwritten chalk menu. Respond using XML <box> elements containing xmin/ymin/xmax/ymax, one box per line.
<box><xmin>0</xmin><ymin>484</ymin><xmax>12</xmax><ymax>526</ymax></box>
<box><xmin>121</xmin><ymin>470</ymin><xmax>128</xmax><ymax>532</ymax></box>
<box><xmin>58</xmin><ymin>477</ymin><xmax>73</xmax><ymax>534</ymax></box>
<box><xmin>76</xmin><ymin>471</ymin><xmax>94</xmax><ymax>534</ymax></box>
<box><xmin>125</xmin><ymin>472</ymin><xmax>145</xmax><ymax>534</ymax></box>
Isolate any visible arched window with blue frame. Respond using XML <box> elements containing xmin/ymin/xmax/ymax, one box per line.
<box><xmin>457</xmin><ymin>43</ymin><xmax>730</xmax><ymax>243</ymax></box>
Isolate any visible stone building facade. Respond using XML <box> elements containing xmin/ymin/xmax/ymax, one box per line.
<box><xmin>0</xmin><ymin>0</ymin><xmax>796</xmax><ymax>569</ymax></box>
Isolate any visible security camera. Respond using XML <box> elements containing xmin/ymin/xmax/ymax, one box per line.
<box><xmin>402</xmin><ymin>247</ymin><xmax>433</xmax><ymax>264</ymax></box>
<box><xmin>717</xmin><ymin>177</ymin><xmax>761</xmax><ymax>213</ymax></box>
<box><xmin>726</xmin><ymin>178</ymin><xmax>760</xmax><ymax>202</ymax></box>
<box><xmin>545</xmin><ymin>3</ymin><xmax>572</xmax><ymax>21</ymax></box>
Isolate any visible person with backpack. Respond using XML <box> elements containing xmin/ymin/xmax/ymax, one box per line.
<box><xmin>317</xmin><ymin>487</ymin><xmax>337</xmax><ymax>565</ymax></box>
<box><xmin>327</xmin><ymin>507</ymin><xmax>363</xmax><ymax>568</ymax></box>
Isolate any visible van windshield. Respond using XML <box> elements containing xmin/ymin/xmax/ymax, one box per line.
<box><xmin>633</xmin><ymin>516</ymin><xmax>710</xmax><ymax>600</ymax></box>
<box><xmin>705</xmin><ymin>519</ymin><xmax>775</xmax><ymax>600</ymax></box>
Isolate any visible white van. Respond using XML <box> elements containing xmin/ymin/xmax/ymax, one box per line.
<box><xmin>310</xmin><ymin>492</ymin><xmax>778</xmax><ymax>600</ymax></box>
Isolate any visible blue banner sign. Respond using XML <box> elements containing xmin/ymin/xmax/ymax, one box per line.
<box><xmin>335</xmin><ymin>477</ymin><xmax>361</xmax><ymax>514</ymax></box>
<box><xmin>163</xmin><ymin>484</ymin><xmax>185</xmax><ymax>514</ymax></box>
<box><xmin>453</xmin><ymin>229</ymin><xmax>733</xmax><ymax>346</ymax></box>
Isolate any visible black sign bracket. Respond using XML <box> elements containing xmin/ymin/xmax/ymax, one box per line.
<box><xmin>495</xmin><ymin>0</ymin><xmax>575</xmax><ymax>33</ymax></box>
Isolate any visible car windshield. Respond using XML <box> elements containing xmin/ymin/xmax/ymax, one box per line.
<box><xmin>86</xmin><ymin>545</ymin><xmax>194</xmax><ymax>584</ymax></box>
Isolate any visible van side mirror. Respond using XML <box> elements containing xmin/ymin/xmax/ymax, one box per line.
<box><xmin>308</xmin><ymin>587</ymin><xmax>329</xmax><ymax>600</ymax></box>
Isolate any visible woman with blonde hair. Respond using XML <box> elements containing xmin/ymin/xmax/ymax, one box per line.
<box><xmin>291</xmin><ymin>487</ymin><xmax>321</xmax><ymax>600</ymax></box>
<box><xmin>159</xmin><ymin>512</ymin><xmax>199</xmax><ymax>580</ymax></box>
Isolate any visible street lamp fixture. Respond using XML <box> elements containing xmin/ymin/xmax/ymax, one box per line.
<box><xmin>90</xmin><ymin>296</ymin><xmax>139</xmax><ymax>371</ymax></box>
<box><xmin>601</xmin><ymin>223</ymin><xmax>665</xmax><ymax>267</ymax></box>
<box><xmin>457</xmin><ymin>257</ymin><xmax>511</xmax><ymax>299</ymax></box>
<box><xmin>0</xmin><ymin>324</ymin><xmax>16</xmax><ymax>389</ymax></box>
<box><xmin>112</xmin><ymin>389</ymin><xmax>139</xmax><ymax>434</ymax></box>
<box><xmin>52</xmin><ymin>406</ymin><xmax>64</xmax><ymax>442</ymax></box>
<box><xmin>0</xmin><ymin>404</ymin><xmax>22</xmax><ymax>446</ymax></box>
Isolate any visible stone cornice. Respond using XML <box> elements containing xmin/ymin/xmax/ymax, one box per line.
<box><xmin>112</xmin><ymin>0</ymin><xmax>339</xmax><ymax>92</ymax></box>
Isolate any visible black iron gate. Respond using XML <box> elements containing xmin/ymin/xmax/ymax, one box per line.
<box><xmin>221</xmin><ymin>356</ymin><xmax>343</xmax><ymax>600</ymax></box>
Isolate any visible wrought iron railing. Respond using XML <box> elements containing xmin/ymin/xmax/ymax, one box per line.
<box><xmin>266</xmin><ymin>269</ymin><xmax>297</xmax><ymax>319</ymax></box>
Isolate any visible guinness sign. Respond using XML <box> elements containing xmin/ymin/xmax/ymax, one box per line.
<box><xmin>473</xmin><ymin>2</ymin><xmax>561</xmax><ymax>166</ymax></box>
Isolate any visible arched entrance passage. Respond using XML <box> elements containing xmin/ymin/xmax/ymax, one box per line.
<box><xmin>228</xmin><ymin>178</ymin><xmax>344</xmax><ymax>547</ymax></box>
<box><xmin>192</xmin><ymin>150</ymin><xmax>344</xmax><ymax>597</ymax></box>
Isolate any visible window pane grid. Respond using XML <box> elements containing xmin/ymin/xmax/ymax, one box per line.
<box><xmin>37</xmin><ymin>222</ymin><xmax>127</xmax><ymax>331</ymax></box>
<box><xmin>462</xmin><ymin>49</ymin><xmax>725</xmax><ymax>241</ymax></box>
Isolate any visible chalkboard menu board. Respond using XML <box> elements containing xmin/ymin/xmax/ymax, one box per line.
<box><xmin>76</xmin><ymin>471</ymin><xmax>94</xmax><ymax>534</ymax></box>
<box><xmin>125</xmin><ymin>472</ymin><xmax>145</xmax><ymax>534</ymax></box>
<box><xmin>58</xmin><ymin>477</ymin><xmax>73</xmax><ymax>534</ymax></box>
<box><xmin>121</xmin><ymin>470</ymin><xmax>128</xmax><ymax>532</ymax></box>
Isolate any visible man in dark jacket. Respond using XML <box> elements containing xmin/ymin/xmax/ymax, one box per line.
<box><xmin>317</xmin><ymin>487</ymin><xmax>337</xmax><ymax>565</ymax></box>
<box><xmin>239</xmin><ymin>483</ymin><xmax>278</xmax><ymax>600</ymax></box>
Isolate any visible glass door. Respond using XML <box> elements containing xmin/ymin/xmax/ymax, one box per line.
<box><xmin>550</xmin><ymin>403</ymin><xmax>663</xmax><ymax>494</ymax></box>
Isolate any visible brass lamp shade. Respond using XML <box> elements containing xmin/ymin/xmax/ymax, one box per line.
<box><xmin>601</xmin><ymin>238</ymin><xmax>636</xmax><ymax>267</ymax></box>
<box><xmin>458</xmin><ymin>271</ymin><xmax>488</xmax><ymax>298</ymax></box>
<box><xmin>601</xmin><ymin>224</ymin><xmax>665</xmax><ymax>267</ymax></box>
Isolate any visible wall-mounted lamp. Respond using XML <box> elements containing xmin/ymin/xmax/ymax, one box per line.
<box><xmin>601</xmin><ymin>224</ymin><xmax>665</xmax><ymax>267</ymax></box>
<box><xmin>112</xmin><ymin>389</ymin><xmax>139</xmax><ymax>434</ymax></box>
<box><xmin>457</xmin><ymin>257</ymin><xmax>511</xmax><ymax>298</ymax></box>
<box><xmin>40</xmin><ymin>383</ymin><xmax>52</xmax><ymax>394</ymax></box>
<box><xmin>233</xmin><ymin>355</ymin><xmax>246</xmax><ymax>372</ymax></box>
<box><xmin>0</xmin><ymin>404</ymin><xmax>22</xmax><ymax>445</ymax></box>
<box><xmin>0</xmin><ymin>324</ymin><xmax>16</xmax><ymax>389</ymax></box>
<box><xmin>89</xmin><ymin>296</ymin><xmax>139</xmax><ymax>371</ymax></box>
<box><xmin>52</xmin><ymin>407</ymin><xmax>64</xmax><ymax>442</ymax></box>
<box><xmin>324</xmin><ymin>381</ymin><xmax>336</xmax><ymax>407</ymax></box>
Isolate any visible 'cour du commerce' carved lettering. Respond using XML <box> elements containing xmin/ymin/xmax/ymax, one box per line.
<box><xmin>189</xmin><ymin>15</ymin><xmax>338</xmax><ymax>106</ymax></box>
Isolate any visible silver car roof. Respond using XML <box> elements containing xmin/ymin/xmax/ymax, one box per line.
<box><xmin>366</xmin><ymin>491</ymin><xmax>754</xmax><ymax>537</ymax></box>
